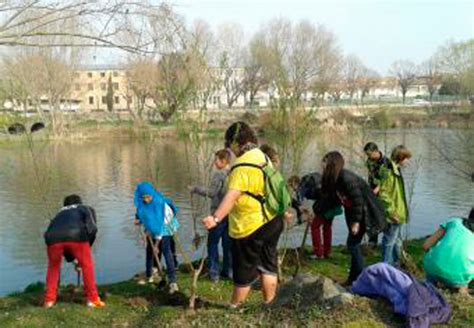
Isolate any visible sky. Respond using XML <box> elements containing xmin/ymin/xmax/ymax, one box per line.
<box><xmin>172</xmin><ymin>0</ymin><xmax>473</xmax><ymax>75</ymax></box>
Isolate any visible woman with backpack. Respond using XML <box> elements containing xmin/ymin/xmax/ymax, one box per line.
<box><xmin>134</xmin><ymin>181</ymin><xmax>180</xmax><ymax>294</ymax></box>
<box><xmin>320</xmin><ymin>151</ymin><xmax>385</xmax><ymax>285</ymax></box>
<box><xmin>202</xmin><ymin>121</ymin><xmax>286</xmax><ymax>308</ymax></box>
<box><xmin>290</xmin><ymin>173</ymin><xmax>343</xmax><ymax>259</ymax></box>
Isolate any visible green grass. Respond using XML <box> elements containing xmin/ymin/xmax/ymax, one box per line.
<box><xmin>0</xmin><ymin>240</ymin><xmax>472</xmax><ymax>327</ymax></box>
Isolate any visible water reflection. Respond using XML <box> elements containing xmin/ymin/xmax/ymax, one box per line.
<box><xmin>0</xmin><ymin>129</ymin><xmax>472</xmax><ymax>295</ymax></box>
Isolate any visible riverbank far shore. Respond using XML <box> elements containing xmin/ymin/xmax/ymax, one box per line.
<box><xmin>1</xmin><ymin>240</ymin><xmax>472</xmax><ymax>327</ymax></box>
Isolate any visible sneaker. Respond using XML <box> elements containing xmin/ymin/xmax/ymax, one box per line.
<box><xmin>43</xmin><ymin>301</ymin><xmax>55</xmax><ymax>309</ymax></box>
<box><xmin>148</xmin><ymin>276</ymin><xmax>154</xmax><ymax>284</ymax></box>
<box><xmin>137</xmin><ymin>279</ymin><xmax>146</xmax><ymax>285</ymax></box>
<box><xmin>309</xmin><ymin>254</ymin><xmax>322</xmax><ymax>260</ymax></box>
<box><xmin>87</xmin><ymin>299</ymin><xmax>106</xmax><ymax>308</ymax></box>
<box><xmin>229</xmin><ymin>303</ymin><xmax>240</xmax><ymax>310</ymax></box>
<box><xmin>169</xmin><ymin>282</ymin><xmax>179</xmax><ymax>295</ymax></box>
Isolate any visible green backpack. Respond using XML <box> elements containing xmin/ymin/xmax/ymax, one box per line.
<box><xmin>231</xmin><ymin>157</ymin><xmax>292</xmax><ymax>220</ymax></box>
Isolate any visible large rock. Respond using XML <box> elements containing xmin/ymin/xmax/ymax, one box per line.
<box><xmin>274</xmin><ymin>273</ymin><xmax>353</xmax><ymax>308</ymax></box>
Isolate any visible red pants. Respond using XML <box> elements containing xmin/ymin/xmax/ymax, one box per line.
<box><xmin>311</xmin><ymin>215</ymin><xmax>333</xmax><ymax>258</ymax></box>
<box><xmin>45</xmin><ymin>241</ymin><xmax>99</xmax><ymax>303</ymax></box>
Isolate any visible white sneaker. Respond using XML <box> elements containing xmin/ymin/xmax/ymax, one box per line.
<box><xmin>86</xmin><ymin>299</ymin><xmax>106</xmax><ymax>308</ymax></box>
<box><xmin>148</xmin><ymin>276</ymin><xmax>154</xmax><ymax>284</ymax></box>
<box><xmin>169</xmin><ymin>283</ymin><xmax>179</xmax><ymax>294</ymax></box>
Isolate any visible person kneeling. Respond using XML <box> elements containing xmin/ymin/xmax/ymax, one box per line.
<box><xmin>423</xmin><ymin>208</ymin><xmax>474</xmax><ymax>294</ymax></box>
<box><xmin>43</xmin><ymin>195</ymin><xmax>104</xmax><ymax>308</ymax></box>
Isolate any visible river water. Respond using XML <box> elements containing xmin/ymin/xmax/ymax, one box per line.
<box><xmin>0</xmin><ymin>128</ymin><xmax>472</xmax><ymax>296</ymax></box>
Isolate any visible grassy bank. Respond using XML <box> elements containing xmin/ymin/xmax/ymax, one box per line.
<box><xmin>1</xmin><ymin>105</ymin><xmax>472</xmax><ymax>143</ymax></box>
<box><xmin>1</xmin><ymin>240</ymin><xmax>472</xmax><ymax>327</ymax></box>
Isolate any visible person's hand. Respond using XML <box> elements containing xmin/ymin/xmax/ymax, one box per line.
<box><xmin>390</xmin><ymin>216</ymin><xmax>400</xmax><ymax>224</ymax></box>
<box><xmin>134</xmin><ymin>219</ymin><xmax>140</xmax><ymax>226</ymax></box>
<box><xmin>202</xmin><ymin>215</ymin><xmax>218</xmax><ymax>230</ymax></box>
<box><xmin>351</xmin><ymin>222</ymin><xmax>360</xmax><ymax>235</ymax></box>
<box><xmin>373</xmin><ymin>186</ymin><xmax>380</xmax><ymax>195</ymax></box>
<box><xmin>283</xmin><ymin>210</ymin><xmax>293</xmax><ymax>225</ymax></box>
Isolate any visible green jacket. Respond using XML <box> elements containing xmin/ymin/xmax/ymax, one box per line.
<box><xmin>378</xmin><ymin>160</ymin><xmax>409</xmax><ymax>224</ymax></box>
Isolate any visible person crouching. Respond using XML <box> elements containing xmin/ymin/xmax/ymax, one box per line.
<box><xmin>43</xmin><ymin>195</ymin><xmax>104</xmax><ymax>309</ymax></box>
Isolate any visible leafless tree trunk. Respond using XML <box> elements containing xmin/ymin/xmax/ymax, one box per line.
<box><xmin>390</xmin><ymin>60</ymin><xmax>418</xmax><ymax>104</ymax></box>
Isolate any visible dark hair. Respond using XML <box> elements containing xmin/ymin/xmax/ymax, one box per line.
<box><xmin>391</xmin><ymin>145</ymin><xmax>412</xmax><ymax>163</ymax></box>
<box><xmin>63</xmin><ymin>194</ymin><xmax>82</xmax><ymax>206</ymax></box>
<box><xmin>321</xmin><ymin>151</ymin><xmax>345</xmax><ymax>195</ymax></box>
<box><xmin>469</xmin><ymin>208</ymin><xmax>474</xmax><ymax>220</ymax></box>
<box><xmin>260</xmin><ymin>144</ymin><xmax>279</xmax><ymax>164</ymax></box>
<box><xmin>364</xmin><ymin>142</ymin><xmax>379</xmax><ymax>153</ymax></box>
<box><xmin>224</xmin><ymin>121</ymin><xmax>258</xmax><ymax>149</ymax></box>
<box><xmin>215</xmin><ymin>149</ymin><xmax>231</xmax><ymax>162</ymax></box>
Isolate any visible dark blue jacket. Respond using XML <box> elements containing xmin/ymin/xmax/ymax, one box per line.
<box><xmin>44</xmin><ymin>205</ymin><xmax>97</xmax><ymax>246</ymax></box>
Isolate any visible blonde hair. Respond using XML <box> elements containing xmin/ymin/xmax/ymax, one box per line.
<box><xmin>391</xmin><ymin>145</ymin><xmax>412</xmax><ymax>163</ymax></box>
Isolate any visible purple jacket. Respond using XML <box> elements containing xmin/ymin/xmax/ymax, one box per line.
<box><xmin>352</xmin><ymin>263</ymin><xmax>451</xmax><ymax>328</ymax></box>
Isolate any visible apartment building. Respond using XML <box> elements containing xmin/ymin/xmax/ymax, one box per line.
<box><xmin>72</xmin><ymin>65</ymin><xmax>131</xmax><ymax>112</ymax></box>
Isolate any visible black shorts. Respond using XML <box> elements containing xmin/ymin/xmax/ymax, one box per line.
<box><xmin>231</xmin><ymin>216</ymin><xmax>284</xmax><ymax>287</ymax></box>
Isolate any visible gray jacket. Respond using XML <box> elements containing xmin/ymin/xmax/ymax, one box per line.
<box><xmin>192</xmin><ymin>169</ymin><xmax>228</xmax><ymax>212</ymax></box>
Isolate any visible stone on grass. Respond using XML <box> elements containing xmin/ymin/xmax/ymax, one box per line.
<box><xmin>274</xmin><ymin>273</ymin><xmax>353</xmax><ymax>309</ymax></box>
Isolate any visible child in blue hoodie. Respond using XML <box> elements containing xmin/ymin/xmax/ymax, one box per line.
<box><xmin>134</xmin><ymin>181</ymin><xmax>180</xmax><ymax>294</ymax></box>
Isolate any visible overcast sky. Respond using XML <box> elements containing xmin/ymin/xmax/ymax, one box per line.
<box><xmin>173</xmin><ymin>0</ymin><xmax>473</xmax><ymax>75</ymax></box>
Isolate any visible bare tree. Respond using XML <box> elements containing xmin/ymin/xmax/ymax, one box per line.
<box><xmin>390</xmin><ymin>60</ymin><xmax>418</xmax><ymax>104</ymax></box>
<box><xmin>0</xmin><ymin>1</ymin><xmax>174</xmax><ymax>54</ymax></box>
<box><xmin>255</xmin><ymin>18</ymin><xmax>292</xmax><ymax>102</ymax></box>
<box><xmin>420</xmin><ymin>57</ymin><xmax>442</xmax><ymax>102</ymax></box>
<box><xmin>358</xmin><ymin>67</ymin><xmax>379</xmax><ymax>105</ymax></box>
<box><xmin>151</xmin><ymin>52</ymin><xmax>201</xmax><ymax>122</ymax></box>
<box><xmin>241</xmin><ymin>33</ymin><xmax>269</xmax><ymax>107</ymax></box>
<box><xmin>288</xmin><ymin>21</ymin><xmax>341</xmax><ymax>104</ymax></box>
<box><xmin>126</xmin><ymin>58</ymin><xmax>157</xmax><ymax>120</ymax></box>
<box><xmin>216</xmin><ymin>23</ymin><xmax>245</xmax><ymax>109</ymax></box>
<box><xmin>435</xmin><ymin>39</ymin><xmax>474</xmax><ymax>100</ymax></box>
<box><xmin>2</xmin><ymin>48</ymin><xmax>77</xmax><ymax>135</ymax></box>
<box><xmin>343</xmin><ymin>55</ymin><xmax>365</xmax><ymax>103</ymax></box>
<box><xmin>187</xmin><ymin>19</ymin><xmax>218</xmax><ymax>110</ymax></box>
<box><xmin>253</xmin><ymin>18</ymin><xmax>341</xmax><ymax>106</ymax></box>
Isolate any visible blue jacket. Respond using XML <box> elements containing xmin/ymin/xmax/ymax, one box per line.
<box><xmin>134</xmin><ymin>182</ymin><xmax>179</xmax><ymax>238</ymax></box>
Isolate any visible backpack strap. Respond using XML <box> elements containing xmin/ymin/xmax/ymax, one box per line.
<box><xmin>230</xmin><ymin>161</ymin><xmax>270</xmax><ymax>221</ymax></box>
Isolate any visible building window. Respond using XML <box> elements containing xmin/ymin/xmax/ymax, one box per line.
<box><xmin>89</xmin><ymin>97</ymin><xmax>94</xmax><ymax>105</ymax></box>
<box><xmin>87</xmin><ymin>72</ymin><xmax>93</xmax><ymax>78</ymax></box>
<box><xmin>88</xmin><ymin>83</ymin><xmax>93</xmax><ymax>91</ymax></box>
<box><xmin>113</xmin><ymin>71</ymin><xmax>119</xmax><ymax>77</ymax></box>
<box><xmin>100</xmin><ymin>72</ymin><xmax>106</xmax><ymax>78</ymax></box>
<box><xmin>102</xmin><ymin>96</ymin><xmax>107</xmax><ymax>104</ymax></box>
<box><xmin>113</xmin><ymin>82</ymin><xmax>119</xmax><ymax>90</ymax></box>
<box><xmin>114</xmin><ymin>96</ymin><xmax>120</xmax><ymax>104</ymax></box>
<box><xmin>75</xmin><ymin>84</ymin><xmax>81</xmax><ymax>91</ymax></box>
<box><xmin>100</xmin><ymin>83</ymin><xmax>106</xmax><ymax>91</ymax></box>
